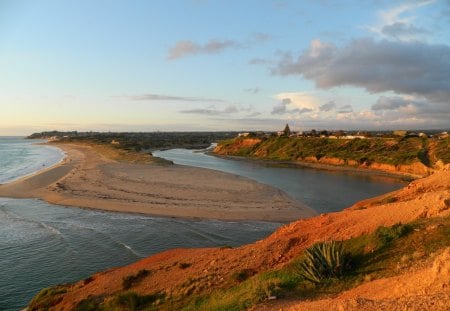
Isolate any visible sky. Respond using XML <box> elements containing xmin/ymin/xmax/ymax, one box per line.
<box><xmin>0</xmin><ymin>0</ymin><xmax>449</xmax><ymax>135</ymax></box>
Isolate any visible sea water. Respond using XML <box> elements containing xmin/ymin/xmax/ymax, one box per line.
<box><xmin>0</xmin><ymin>198</ymin><xmax>279</xmax><ymax>310</ymax></box>
<box><xmin>0</xmin><ymin>137</ymin><xmax>65</xmax><ymax>184</ymax></box>
<box><xmin>0</xmin><ymin>138</ymin><xmax>280</xmax><ymax>310</ymax></box>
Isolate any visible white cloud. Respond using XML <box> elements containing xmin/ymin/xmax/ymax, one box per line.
<box><xmin>381</xmin><ymin>22</ymin><xmax>429</xmax><ymax>40</ymax></box>
<box><xmin>274</xmin><ymin>92</ymin><xmax>320</xmax><ymax>110</ymax></box>
<box><xmin>124</xmin><ymin>93</ymin><xmax>225</xmax><ymax>103</ymax></box>
<box><xmin>319</xmin><ymin>101</ymin><xmax>336</xmax><ymax>112</ymax></box>
<box><xmin>367</xmin><ymin>0</ymin><xmax>434</xmax><ymax>41</ymax></box>
<box><xmin>167</xmin><ymin>33</ymin><xmax>272</xmax><ymax>60</ymax></box>
<box><xmin>179</xmin><ymin>105</ymin><xmax>239</xmax><ymax>116</ymax></box>
<box><xmin>167</xmin><ymin>39</ymin><xmax>239</xmax><ymax>60</ymax></box>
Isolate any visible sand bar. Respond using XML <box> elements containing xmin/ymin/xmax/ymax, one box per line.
<box><xmin>0</xmin><ymin>143</ymin><xmax>317</xmax><ymax>222</ymax></box>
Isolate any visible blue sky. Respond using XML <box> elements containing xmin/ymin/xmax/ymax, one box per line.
<box><xmin>1</xmin><ymin>0</ymin><xmax>449</xmax><ymax>135</ymax></box>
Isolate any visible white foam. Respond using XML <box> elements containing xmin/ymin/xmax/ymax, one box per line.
<box><xmin>0</xmin><ymin>138</ymin><xmax>65</xmax><ymax>184</ymax></box>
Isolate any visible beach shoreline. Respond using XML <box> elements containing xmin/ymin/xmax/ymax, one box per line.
<box><xmin>0</xmin><ymin>139</ymin><xmax>66</xmax><ymax>185</ymax></box>
<box><xmin>0</xmin><ymin>143</ymin><xmax>317</xmax><ymax>222</ymax></box>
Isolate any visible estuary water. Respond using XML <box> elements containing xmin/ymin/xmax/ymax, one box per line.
<box><xmin>153</xmin><ymin>148</ymin><xmax>405</xmax><ymax>213</ymax></box>
<box><xmin>1</xmin><ymin>139</ymin><xmax>404</xmax><ymax>310</ymax></box>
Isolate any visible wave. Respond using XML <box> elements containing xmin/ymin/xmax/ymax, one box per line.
<box><xmin>0</xmin><ymin>138</ymin><xmax>65</xmax><ymax>184</ymax></box>
<box><xmin>0</xmin><ymin>206</ymin><xmax>64</xmax><ymax>238</ymax></box>
<box><xmin>39</xmin><ymin>222</ymin><xmax>63</xmax><ymax>236</ymax></box>
<box><xmin>118</xmin><ymin>242</ymin><xmax>142</xmax><ymax>257</ymax></box>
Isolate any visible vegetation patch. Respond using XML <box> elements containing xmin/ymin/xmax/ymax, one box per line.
<box><xmin>375</xmin><ymin>223</ymin><xmax>412</xmax><ymax>246</ymax></box>
<box><xmin>215</xmin><ymin>136</ymin><xmax>450</xmax><ymax>167</ymax></box>
<box><xmin>296</xmin><ymin>240</ymin><xmax>351</xmax><ymax>284</ymax></box>
<box><xmin>30</xmin><ymin>217</ymin><xmax>449</xmax><ymax>311</ymax></box>
<box><xmin>74</xmin><ymin>291</ymin><xmax>165</xmax><ymax>311</ymax></box>
<box><xmin>181</xmin><ymin>217</ymin><xmax>449</xmax><ymax>311</ymax></box>
<box><xmin>28</xmin><ymin>286</ymin><xmax>67</xmax><ymax>311</ymax></box>
<box><xmin>231</xmin><ymin>269</ymin><xmax>256</xmax><ymax>283</ymax></box>
<box><xmin>122</xmin><ymin>269</ymin><xmax>151</xmax><ymax>290</ymax></box>
<box><xmin>435</xmin><ymin>137</ymin><xmax>450</xmax><ymax>164</ymax></box>
<box><xmin>111</xmin><ymin>291</ymin><xmax>165</xmax><ymax>310</ymax></box>
<box><xmin>178</xmin><ymin>262</ymin><xmax>191</xmax><ymax>269</ymax></box>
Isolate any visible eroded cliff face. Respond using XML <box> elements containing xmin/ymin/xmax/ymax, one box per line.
<box><xmin>305</xmin><ymin>156</ymin><xmax>432</xmax><ymax>177</ymax></box>
<box><xmin>214</xmin><ymin>138</ymin><xmax>261</xmax><ymax>155</ymax></box>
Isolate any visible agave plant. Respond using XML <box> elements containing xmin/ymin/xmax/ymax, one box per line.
<box><xmin>297</xmin><ymin>240</ymin><xmax>348</xmax><ymax>283</ymax></box>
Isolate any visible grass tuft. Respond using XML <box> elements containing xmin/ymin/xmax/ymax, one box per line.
<box><xmin>178</xmin><ymin>262</ymin><xmax>191</xmax><ymax>269</ymax></box>
<box><xmin>231</xmin><ymin>269</ymin><xmax>256</xmax><ymax>283</ymax></box>
<box><xmin>28</xmin><ymin>286</ymin><xmax>67</xmax><ymax>310</ymax></box>
<box><xmin>122</xmin><ymin>269</ymin><xmax>150</xmax><ymax>290</ymax></box>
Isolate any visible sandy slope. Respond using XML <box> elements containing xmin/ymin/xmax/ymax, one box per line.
<box><xmin>255</xmin><ymin>247</ymin><xmax>450</xmax><ymax>311</ymax></box>
<box><xmin>36</xmin><ymin>165</ymin><xmax>450</xmax><ymax>310</ymax></box>
<box><xmin>0</xmin><ymin>143</ymin><xmax>315</xmax><ymax>222</ymax></box>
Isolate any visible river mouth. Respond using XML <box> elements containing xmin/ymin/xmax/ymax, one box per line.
<box><xmin>1</xmin><ymin>144</ymin><xmax>405</xmax><ymax>310</ymax></box>
<box><xmin>153</xmin><ymin>148</ymin><xmax>405</xmax><ymax>214</ymax></box>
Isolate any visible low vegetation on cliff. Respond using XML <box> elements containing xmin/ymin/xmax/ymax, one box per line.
<box><xmin>215</xmin><ymin>136</ymin><xmax>450</xmax><ymax>176</ymax></box>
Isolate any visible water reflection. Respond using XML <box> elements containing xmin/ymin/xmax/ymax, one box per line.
<box><xmin>154</xmin><ymin>149</ymin><xmax>405</xmax><ymax>213</ymax></box>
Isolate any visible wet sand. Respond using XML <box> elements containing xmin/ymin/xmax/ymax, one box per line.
<box><xmin>0</xmin><ymin>143</ymin><xmax>316</xmax><ymax>222</ymax></box>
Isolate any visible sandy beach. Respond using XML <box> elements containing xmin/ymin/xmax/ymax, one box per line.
<box><xmin>0</xmin><ymin>143</ymin><xmax>316</xmax><ymax>222</ymax></box>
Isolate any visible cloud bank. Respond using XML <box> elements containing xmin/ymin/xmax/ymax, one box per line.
<box><xmin>273</xmin><ymin>38</ymin><xmax>450</xmax><ymax>104</ymax></box>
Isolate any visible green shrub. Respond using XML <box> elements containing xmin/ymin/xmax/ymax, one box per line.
<box><xmin>28</xmin><ymin>286</ymin><xmax>67</xmax><ymax>310</ymax></box>
<box><xmin>74</xmin><ymin>297</ymin><xmax>102</xmax><ymax>311</ymax></box>
<box><xmin>112</xmin><ymin>291</ymin><xmax>165</xmax><ymax>310</ymax></box>
<box><xmin>231</xmin><ymin>269</ymin><xmax>256</xmax><ymax>283</ymax></box>
<box><xmin>122</xmin><ymin>269</ymin><xmax>150</xmax><ymax>290</ymax></box>
<box><xmin>376</xmin><ymin>223</ymin><xmax>412</xmax><ymax>246</ymax></box>
<box><xmin>297</xmin><ymin>241</ymin><xmax>350</xmax><ymax>283</ymax></box>
<box><xmin>178</xmin><ymin>262</ymin><xmax>191</xmax><ymax>269</ymax></box>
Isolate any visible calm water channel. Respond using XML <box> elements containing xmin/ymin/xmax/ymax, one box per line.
<box><xmin>153</xmin><ymin>148</ymin><xmax>405</xmax><ymax>213</ymax></box>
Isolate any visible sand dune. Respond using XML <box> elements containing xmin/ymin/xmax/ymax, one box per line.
<box><xmin>0</xmin><ymin>143</ymin><xmax>316</xmax><ymax>222</ymax></box>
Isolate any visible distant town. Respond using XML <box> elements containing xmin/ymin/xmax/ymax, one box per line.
<box><xmin>29</xmin><ymin>126</ymin><xmax>450</xmax><ymax>147</ymax></box>
<box><xmin>238</xmin><ymin>124</ymin><xmax>449</xmax><ymax>140</ymax></box>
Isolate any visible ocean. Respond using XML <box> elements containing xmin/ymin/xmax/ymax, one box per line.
<box><xmin>0</xmin><ymin>137</ymin><xmax>65</xmax><ymax>184</ymax></box>
<box><xmin>0</xmin><ymin>138</ymin><xmax>280</xmax><ymax>311</ymax></box>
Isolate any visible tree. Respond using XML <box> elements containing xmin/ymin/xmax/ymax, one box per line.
<box><xmin>283</xmin><ymin>124</ymin><xmax>291</xmax><ymax>137</ymax></box>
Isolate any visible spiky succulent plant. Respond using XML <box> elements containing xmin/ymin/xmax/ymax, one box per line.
<box><xmin>297</xmin><ymin>240</ymin><xmax>349</xmax><ymax>283</ymax></box>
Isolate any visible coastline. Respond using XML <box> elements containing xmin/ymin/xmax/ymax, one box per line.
<box><xmin>0</xmin><ymin>143</ymin><xmax>317</xmax><ymax>222</ymax></box>
<box><xmin>0</xmin><ymin>139</ymin><xmax>66</xmax><ymax>185</ymax></box>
